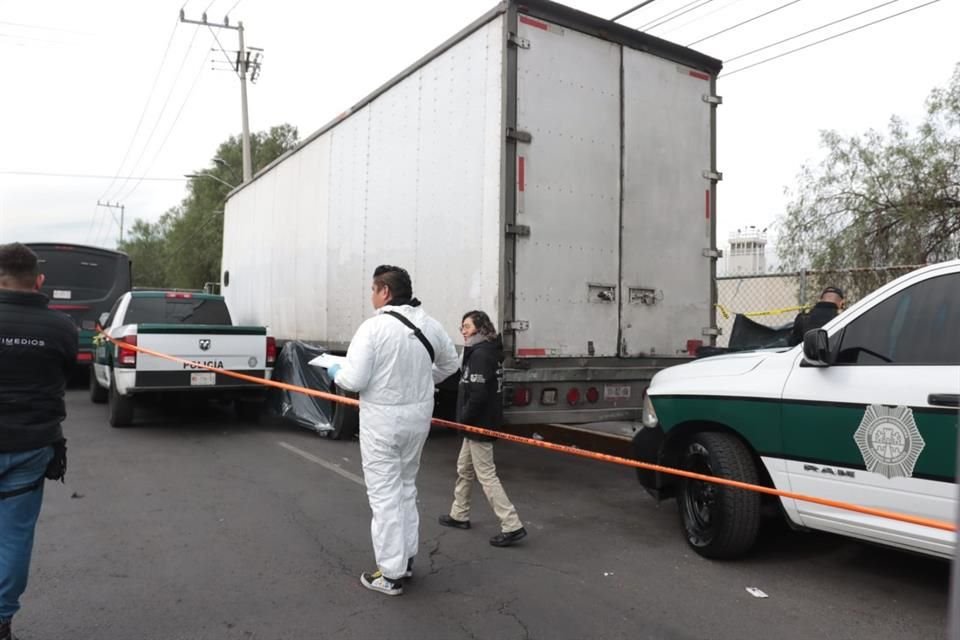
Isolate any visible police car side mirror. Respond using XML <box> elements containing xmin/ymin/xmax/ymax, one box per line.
<box><xmin>98</xmin><ymin>312</ymin><xmax>110</xmax><ymax>330</ymax></box>
<box><xmin>802</xmin><ymin>329</ymin><xmax>831</xmax><ymax>367</ymax></box>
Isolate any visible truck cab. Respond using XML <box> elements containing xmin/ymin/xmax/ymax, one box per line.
<box><xmin>634</xmin><ymin>260</ymin><xmax>959</xmax><ymax>559</ymax></box>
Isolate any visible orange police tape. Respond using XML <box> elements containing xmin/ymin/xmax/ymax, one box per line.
<box><xmin>103</xmin><ymin>334</ymin><xmax>956</xmax><ymax>533</ymax></box>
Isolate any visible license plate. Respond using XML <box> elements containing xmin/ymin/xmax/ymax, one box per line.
<box><xmin>190</xmin><ymin>372</ymin><xmax>216</xmax><ymax>386</ymax></box>
<box><xmin>604</xmin><ymin>384</ymin><xmax>631</xmax><ymax>400</ymax></box>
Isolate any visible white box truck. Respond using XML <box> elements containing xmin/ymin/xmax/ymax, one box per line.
<box><xmin>220</xmin><ymin>0</ymin><xmax>723</xmax><ymax>435</ymax></box>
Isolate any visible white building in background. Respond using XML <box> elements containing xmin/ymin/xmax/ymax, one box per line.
<box><xmin>723</xmin><ymin>226</ymin><xmax>768</xmax><ymax>275</ymax></box>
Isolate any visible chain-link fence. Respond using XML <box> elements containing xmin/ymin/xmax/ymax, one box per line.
<box><xmin>716</xmin><ymin>265</ymin><xmax>924</xmax><ymax>347</ymax></box>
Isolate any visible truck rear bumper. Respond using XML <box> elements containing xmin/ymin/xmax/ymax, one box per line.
<box><xmin>115</xmin><ymin>370</ymin><xmax>271</xmax><ymax>395</ymax></box>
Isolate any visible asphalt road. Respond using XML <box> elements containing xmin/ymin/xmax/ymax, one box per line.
<box><xmin>14</xmin><ymin>390</ymin><xmax>950</xmax><ymax>639</ymax></box>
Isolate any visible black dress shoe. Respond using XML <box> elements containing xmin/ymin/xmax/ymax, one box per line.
<box><xmin>438</xmin><ymin>514</ymin><xmax>471</xmax><ymax>529</ymax></box>
<box><xmin>490</xmin><ymin>527</ymin><xmax>527</xmax><ymax>547</ymax></box>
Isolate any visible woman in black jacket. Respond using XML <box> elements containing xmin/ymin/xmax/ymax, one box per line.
<box><xmin>438</xmin><ymin>310</ymin><xmax>526</xmax><ymax>547</ymax></box>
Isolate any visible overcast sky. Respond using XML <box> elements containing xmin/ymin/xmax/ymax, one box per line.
<box><xmin>1</xmin><ymin>0</ymin><xmax>956</xmax><ymax>261</ymax></box>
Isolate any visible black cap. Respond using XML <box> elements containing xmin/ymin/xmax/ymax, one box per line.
<box><xmin>821</xmin><ymin>286</ymin><xmax>844</xmax><ymax>299</ymax></box>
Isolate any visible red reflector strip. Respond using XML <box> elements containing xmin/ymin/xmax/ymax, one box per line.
<box><xmin>688</xmin><ymin>70</ymin><xmax>710</xmax><ymax>81</ymax></box>
<box><xmin>705</xmin><ymin>190</ymin><xmax>710</xmax><ymax>219</ymax></box>
<box><xmin>519</xmin><ymin>16</ymin><xmax>549</xmax><ymax>30</ymax></box>
<box><xmin>76</xmin><ymin>352</ymin><xmax>93</xmax><ymax>362</ymax></box>
<box><xmin>165</xmin><ymin>292</ymin><xmax>193</xmax><ymax>299</ymax></box>
<box><xmin>518</xmin><ymin>348</ymin><xmax>546</xmax><ymax>357</ymax></box>
<box><xmin>518</xmin><ymin>156</ymin><xmax>525</xmax><ymax>192</ymax></box>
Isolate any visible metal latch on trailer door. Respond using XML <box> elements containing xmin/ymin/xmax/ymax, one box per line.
<box><xmin>506</xmin><ymin>128</ymin><xmax>532</xmax><ymax>143</ymax></box>
<box><xmin>702</xmin><ymin>170</ymin><xmax>723</xmax><ymax>181</ymax></box>
<box><xmin>702</xmin><ymin>94</ymin><xmax>723</xmax><ymax>105</ymax></box>
<box><xmin>508</xmin><ymin>33</ymin><xmax>530</xmax><ymax>49</ymax></box>
<box><xmin>702</xmin><ymin>248</ymin><xmax>722</xmax><ymax>259</ymax></box>
<box><xmin>506</xmin><ymin>224</ymin><xmax>530</xmax><ymax>237</ymax></box>
<box><xmin>504</xmin><ymin>320</ymin><xmax>529</xmax><ymax>332</ymax></box>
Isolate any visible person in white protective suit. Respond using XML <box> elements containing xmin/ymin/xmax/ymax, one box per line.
<box><xmin>328</xmin><ymin>265</ymin><xmax>459</xmax><ymax>596</ymax></box>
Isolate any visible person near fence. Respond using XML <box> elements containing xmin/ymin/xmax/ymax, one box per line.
<box><xmin>327</xmin><ymin>265</ymin><xmax>459</xmax><ymax>596</ymax></box>
<box><xmin>0</xmin><ymin>243</ymin><xmax>77</xmax><ymax>640</ymax></box>
<box><xmin>789</xmin><ymin>286</ymin><xmax>845</xmax><ymax>346</ymax></box>
<box><xmin>439</xmin><ymin>310</ymin><xmax>527</xmax><ymax>547</ymax></box>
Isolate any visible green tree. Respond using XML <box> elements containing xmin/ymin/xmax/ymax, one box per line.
<box><xmin>119</xmin><ymin>209</ymin><xmax>178</xmax><ymax>288</ymax></box>
<box><xmin>778</xmin><ymin>64</ymin><xmax>960</xmax><ymax>270</ymax></box>
<box><xmin>120</xmin><ymin>124</ymin><xmax>299</xmax><ymax>290</ymax></box>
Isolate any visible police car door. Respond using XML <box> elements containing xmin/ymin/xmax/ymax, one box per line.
<box><xmin>778</xmin><ymin>265</ymin><xmax>959</xmax><ymax>558</ymax></box>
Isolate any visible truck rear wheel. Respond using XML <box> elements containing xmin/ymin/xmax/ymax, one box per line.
<box><xmin>329</xmin><ymin>388</ymin><xmax>359</xmax><ymax>440</ymax></box>
<box><xmin>89</xmin><ymin>369</ymin><xmax>108</xmax><ymax>404</ymax></box>
<box><xmin>677</xmin><ymin>432</ymin><xmax>760</xmax><ymax>559</ymax></box>
<box><xmin>109</xmin><ymin>379</ymin><xmax>135</xmax><ymax>427</ymax></box>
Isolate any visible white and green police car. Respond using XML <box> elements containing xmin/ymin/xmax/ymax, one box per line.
<box><xmin>633</xmin><ymin>260</ymin><xmax>959</xmax><ymax>559</ymax></box>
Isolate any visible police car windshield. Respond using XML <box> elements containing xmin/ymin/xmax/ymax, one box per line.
<box><xmin>125</xmin><ymin>297</ymin><xmax>232</xmax><ymax>325</ymax></box>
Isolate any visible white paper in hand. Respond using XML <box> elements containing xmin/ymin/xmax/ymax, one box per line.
<box><xmin>308</xmin><ymin>353</ymin><xmax>347</xmax><ymax>369</ymax></box>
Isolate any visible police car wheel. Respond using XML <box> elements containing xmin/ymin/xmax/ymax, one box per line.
<box><xmin>678</xmin><ymin>432</ymin><xmax>760</xmax><ymax>559</ymax></box>
<box><xmin>89</xmin><ymin>369</ymin><xmax>108</xmax><ymax>404</ymax></box>
<box><xmin>109</xmin><ymin>379</ymin><xmax>135</xmax><ymax>428</ymax></box>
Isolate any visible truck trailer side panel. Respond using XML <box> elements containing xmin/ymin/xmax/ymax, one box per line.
<box><xmin>222</xmin><ymin>16</ymin><xmax>505</xmax><ymax>344</ymax></box>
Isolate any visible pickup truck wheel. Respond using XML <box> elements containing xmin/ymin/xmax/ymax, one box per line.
<box><xmin>329</xmin><ymin>388</ymin><xmax>359</xmax><ymax>440</ymax></box>
<box><xmin>89</xmin><ymin>369</ymin><xmax>108</xmax><ymax>404</ymax></box>
<box><xmin>678</xmin><ymin>432</ymin><xmax>760</xmax><ymax>559</ymax></box>
<box><xmin>109</xmin><ymin>379</ymin><xmax>135</xmax><ymax>427</ymax></box>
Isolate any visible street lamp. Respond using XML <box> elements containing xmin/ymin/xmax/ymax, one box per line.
<box><xmin>184</xmin><ymin>172</ymin><xmax>237</xmax><ymax>189</ymax></box>
<box><xmin>212</xmin><ymin>157</ymin><xmax>241</xmax><ymax>185</ymax></box>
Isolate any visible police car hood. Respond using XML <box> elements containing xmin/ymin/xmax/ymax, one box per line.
<box><xmin>653</xmin><ymin>349</ymin><xmax>786</xmax><ymax>384</ymax></box>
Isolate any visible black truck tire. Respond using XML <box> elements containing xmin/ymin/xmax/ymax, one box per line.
<box><xmin>109</xmin><ymin>379</ymin><xmax>135</xmax><ymax>427</ymax></box>
<box><xmin>89</xmin><ymin>369</ymin><xmax>108</xmax><ymax>404</ymax></box>
<box><xmin>677</xmin><ymin>431</ymin><xmax>761</xmax><ymax>559</ymax></box>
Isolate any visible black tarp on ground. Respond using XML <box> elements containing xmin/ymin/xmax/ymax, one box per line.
<box><xmin>268</xmin><ymin>341</ymin><xmax>335</xmax><ymax>434</ymax></box>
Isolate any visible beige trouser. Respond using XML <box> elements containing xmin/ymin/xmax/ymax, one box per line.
<box><xmin>449</xmin><ymin>438</ymin><xmax>523</xmax><ymax>533</ymax></box>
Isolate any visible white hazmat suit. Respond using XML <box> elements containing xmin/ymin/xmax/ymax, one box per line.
<box><xmin>334</xmin><ymin>303</ymin><xmax>459</xmax><ymax>580</ymax></box>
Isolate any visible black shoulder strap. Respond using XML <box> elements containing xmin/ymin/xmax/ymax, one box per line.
<box><xmin>383</xmin><ymin>310</ymin><xmax>435</xmax><ymax>363</ymax></box>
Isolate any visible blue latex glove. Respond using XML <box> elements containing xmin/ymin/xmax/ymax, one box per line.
<box><xmin>327</xmin><ymin>363</ymin><xmax>341</xmax><ymax>381</ymax></box>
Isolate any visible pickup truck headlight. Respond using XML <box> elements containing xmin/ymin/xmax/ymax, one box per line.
<box><xmin>641</xmin><ymin>392</ymin><xmax>659</xmax><ymax>428</ymax></box>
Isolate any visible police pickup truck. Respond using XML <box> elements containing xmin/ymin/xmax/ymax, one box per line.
<box><xmin>90</xmin><ymin>290</ymin><xmax>275</xmax><ymax>427</ymax></box>
<box><xmin>633</xmin><ymin>260</ymin><xmax>959</xmax><ymax>559</ymax></box>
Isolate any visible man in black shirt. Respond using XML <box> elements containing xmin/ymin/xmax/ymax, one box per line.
<box><xmin>0</xmin><ymin>243</ymin><xmax>77</xmax><ymax>640</ymax></box>
<box><xmin>789</xmin><ymin>286</ymin><xmax>845</xmax><ymax>347</ymax></box>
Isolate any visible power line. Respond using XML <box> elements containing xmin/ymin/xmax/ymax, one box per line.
<box><xmin>105</xmin><ymin>25</ymin><xmax>203</xmax><ymax>202</ymax></box>
<box><xmin>723</xmin><ymin>0</ymin><xmax>903</xmax><ymax>64</ymax></box>
<box><xmin>97</xmin><ymin>19</ymin><xmax>180</xmax><ymax>204</ymax></box>
<box><xmin>687</xmin><ymin>0</ymin><xmax>804</xmax><ymax>46</ymax></box>
<box><xmin>637</xmin><ymin>0</ymin><xmax>715</xmax><ymax>32</ymax></box>
<box><xmin>207</xmin><ymin>24</ymin><xmax>239</xmax><ymax>77</ymax></box>
<box><xmin>611</xmin><ymin>0</ymin><xmax>658</xmax><ymax>22</ymax></box>
<box><xmin>114</xmin><ymin>37</ymin><xmax>213</xmax><ymax>203</ymax></box>
<box><xmin>722</xmin><ymin>0</ymin><xmax>940</xmax><ymax>77</ymax></box>
<box><xmin>655</xmin><ymin>0</ymin><xmax>748</xmax><ymax>38</ymax></box>
<box><xmin>1</xmin><ymin>170</ymin><xmax>188</xmax><ymax>181</ymax></box>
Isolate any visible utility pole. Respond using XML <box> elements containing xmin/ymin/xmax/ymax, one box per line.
<box><xmin>180</xmin><ymin>9</ymin><xmax>262</xmax><ymax>183</ymax></box>
<box><xmin>97</xmin><ymin>200</ymin><xmax>125</xmax><ymax>246</ymax></box>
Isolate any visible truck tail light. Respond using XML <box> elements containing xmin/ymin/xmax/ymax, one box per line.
<box><xmin>266</xmin><ymin>337</ymin><xmax>277</xmax><ymax>367</ymax></box>
<box><xmin>566</xmin><ymin>388</ymin><xmax>580</xmax><ymax>406</ymax></box>
<box><xmin>76</xmin><ymin>352</ymin><xmax>93</xmax><ymax>363</ymax></box>
<box><xmin>586</xmin><ymin>386</ymin><xmax>599</xmax><ymax>403</ymax></box>
<box><xmin>513</xmin><ymin>387</ymin><xmax>532</xmax><ymax>407</ymax></box>
<box><xmin>118</xmin><ymin>336</ymin><xmax>137</xmax><ymax>367</ymax></box>
<box><xmin>165</xmin><ymin>292</ymin><xmax>193</xmax><ymax>299</ymax></box>
<box><xmin>686</xmin><ymin>339</ymin><xmax>703</xmax><ymax>356</ymax></box>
